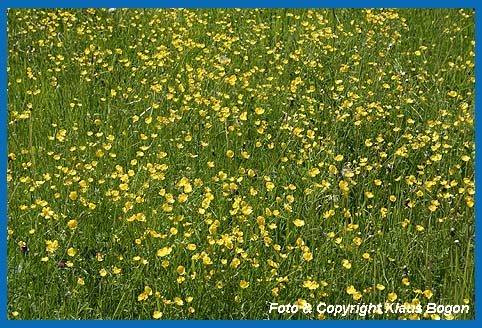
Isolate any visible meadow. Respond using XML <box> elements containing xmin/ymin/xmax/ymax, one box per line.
<box><xmin>6</xmin><ymin>8</ymin><xmax>475</xmax><ymax>320</ymax></box>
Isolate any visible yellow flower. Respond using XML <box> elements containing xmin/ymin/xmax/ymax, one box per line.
<box><xmin>423</xmin><ymin>289</ymin><xmax>433</xmax><ymax>299</ymax></box>
<box><xmin>293</xmin><ymin>219</ymin><xmax>305</xmax><ymax>227</ymax></box>
<box><xmin>255</xmin><ymin>107</ymin><xmax>265</xmax><ymax>115</ymax></box>
<box><xmin>339</xmin><ymin>180</ymin><xmax>349</xmax><ymax>194</ymax></box>
<box><xmin>430</xmin><ymin>153</ymin><xmax>442</xmax><ymax>161</ymax></box>
<box><xmin>157</xmin><ymin>246</ymin><xmax>173</xmax><ymax>257</ymax></box>
<box><xmin>99</xmin><ymin>269</ymin><xmax>108</xmax><ymax>277</ymax></box>
<box><xmin>380</xmin><ymin>207</ymin><xmax>388</xmax><ymax>218</ymax></box>
<box><xmin>346</xmin><ymin>285</ymin><xmax>356</xmax><ymax>294</ymax></box>
<box><xmin>295</xmin><ymin>299</ymin><xmax>308</xmax><ymax>308</ymax></box>
<box><xmin>387</xmin><ymin>292</ymin><xmax>397</xmax><ymax>302</ymax></box>
<box><xmin>239</xmin><ymin>280</ymin><xmax>250</xmax><ymax>289</ymax></box>
<box><xmin>362</xmin><ymin>253</ymin><xmax>371</xmax><ymax>260</ymax></box>
<box><xmin>226</xmin><ymin>150</ymin><xmax>234</xmax><ymax>158</ymax></box>
<box><xmin>67</xmin><ymin>247</ymin><xmax>76</xmax><ymax>257</ymax></box>
<box><xmin>138</xmin><ymin>286</ymin><xmax>153</xmax><ymax>302</ymax></box>
<box><xmin>265</xmin><ymin>181</ymin><xmax>275</xmax><ymax>191</ymax></box>
<box><xmin>303</xmin><ymin>252</ymin><xmax>313</xmax><ymax>261</ymax></box>
<box><xmin>309</xmin><ymin>168</ymin><xmax>320</xmax><ymax>177</ymax></box>
<box><xmin>231</xmin><ymin>258</ymin><xmax>241</xmax><ymax>268</ymax></box>
<box><xmin>376</xmin><ymin>284</ymin><xmax>385</xmax><ymax>291</ymax></box>
<box><xmin>69</xmin><ymin>191</ymin><xmax>78</xmax><ymax>201</ymax></box>
<box><xmin>176</xmin><ymin>265</ymin><xmax>186</xmax><ymax>275</ymax></box>
<box><xmin>342</xmin><ymin>169</ymin><xmax>354</xmax><ymax>178</ymax></box>
<box><xmin>334</xmin><ymin>154</ymin><xmax>344</xmax><ymax>162</ymax></box>
<box><xmin>153</xmin><ymin>311</ymin><xmax>163</xmax><ymax>319</ymax></box>
<box><xmin>45</xmin><ymin>240</ymin><xmax>59</xmax><ymax>254</ymax></box>
<box><xmin>96</xmin><ymin>252</ymin><xmax>104</xmax><ymax>262</ymax></box>
<box><xmin>342</xmin><ymin>259</ymin><xmax>352</xmax><ymax>269</ymax></box>
<box><xmin>202</xmin><ymin>255</ymin><xmax>212</xmax><ymax>265</ymax></box>
<box><xmin>174</xmin><ymin>297</ymin><xmax>184</xmax><ymax>306</ymax></box>
<box><xmin>183</xmin><ymin>183</ymin><xmax>192</xmax><ymax>194</ymax></box>
<box><xmin>77</xmin><ymin>277</ymin><xmax>85</xmax><ymax>286</ymax></box>
<box><xmin>303</xmin><ymin>280</ymin><xmax>319</xmax><ymax>290</ymax></box>
<box><xmin>328</xmin><ymin>165</ymin><xmax>338</xmax><ymax>174</ymax></box>
<box><xmin>186</xmin><ymin>244</ymin><xmax>196</xmax><ymax>251</ymax></box>
<box><xmin>67</xmin><ymin>219</ymin><xmax>78</xmax><ymax>231</ymax></box>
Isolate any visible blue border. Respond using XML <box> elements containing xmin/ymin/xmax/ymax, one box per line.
<box><xmin>0</xmin><ymin>0</ymin><xmax>479</xmax><ymax>8</ymax></box>
<box><xmin>1</xmin><ymin>0</ymin><xmax>479</xmax><ymax>326</ymax></box>
<box><xmin>475</xmin><ymin>4</ymin><xmax>480</xmax><ymax>323</ymax></box>
<box><xmin>1</xmin><ymin>6</ymin><xmax>6</xmax><ymax>325</ymax></box>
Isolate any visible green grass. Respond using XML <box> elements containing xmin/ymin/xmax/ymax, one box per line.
<box><xmin>7</xmin><ymin>8</ymin><xmax>474</xmax><ymax>320</ymax></box>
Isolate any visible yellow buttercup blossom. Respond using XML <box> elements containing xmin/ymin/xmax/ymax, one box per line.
<box><xmin>303</xmin><ymin>280</ymin><xmax>320</xmax><ymax>290</ymax></box>
<box><xmin>423</xmin><ymin>289</ymin><xmax>433</xmax><ymax>299</ymax></box>
<box><xmin>293</xmin><ymin>219</ymin><xmax>305</xmax><ymax>227</ymax></box>
<box><xmin>45</xmin><ymin>240</ymin><xmax>59</xmax><ymax>254</ymax></box>
<box><xmin>176</xmin><ymin>266</ymin><xmax>186</xmax><ymax>275</ymax></box>
<box><xmin>69</xmin><ymin>191</ymin><xmax>78</xmax><ymax>201</ymax></box>
<box><xmin>153</xmin><ymin>311</ymin><xmax>162</xmax><ymax>319</ymax></box>
<box><xmin>265</xmin><ymin>181</ymin><xmax>275</xmax><ymax>191</ymax></box>
<box><xmin>387</xmin><ymin>292</ymin><xmax>397</xmax><ymax>302</ymax></box>
<box><xmin>255</xmin><ymin>107</ymin><xmax>265</xmax><ymax>115</ymax></box>
<box><xmin>239</xmin><ymin>280</ymin><xmax>250</xmax><ymax>289</ymax></box>
<box><xmin>346</xmin><ymin>285</ymin><xmax>356</xmax><ymax>295</ymax></box>
<box><xmin>342</xmin><ymin>259</ymin><xmax>352</xmax><ymax>269</ymax></box>
<box><xmin>186</xmin><ymin>244</ymin><xmax>196</xmax><ymax>251</ymax></box>
<box><xmin>334</xmin><ymin>154</ymin><xmax>344</xmax><ymax>162</ymax></box>
<box><xmin>231</xmin><ymin>258</ymin><xmax>241</xmax><ymax>268</ymax></box>
<box><xmin>67</xmin><ymin>247</ymin><xmax>76</xmax><ymax>257</ymax></box>
<box><xmin>365</xmin><ymin>191</ymin><xmax>374</xmax><ymax>198</ymax></box>
<box><xmin>67</xmin><ymin>219</ymin><xmax>78</xmax><ymax>231</ymax></box>
<box><xmin>157</xmin><ymin>247</ymin><xmax>173</xmax><ymax>257</ymax></box>
<box><xmin>303</xmin><ymin>252</ymin><xmax>313</xmax><ymax>261</ymax></box>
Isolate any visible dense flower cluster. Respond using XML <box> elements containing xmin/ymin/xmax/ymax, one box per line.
<box><xmin>7</xmin><ymin>8</ymin><xmax>474</xmax><ymax>319</ymax></box>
